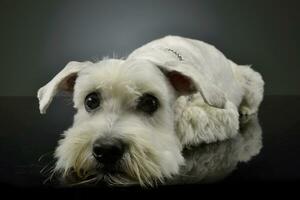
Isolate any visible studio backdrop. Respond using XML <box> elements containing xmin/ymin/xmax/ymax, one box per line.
<box><xmin>1</xmin><ymin>0</ymin><xmax>299</xmax><ymax>96</ymax></box>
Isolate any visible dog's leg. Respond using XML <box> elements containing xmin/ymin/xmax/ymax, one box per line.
<box><xmin>174</xmin><ymin>93</ymin><xmax>239</xmax><ymax>146</ymax></box>
<box><xmin>234</xmin><ymin>65</ymin><xmax>264</xmax><ymax>116</ymax></box>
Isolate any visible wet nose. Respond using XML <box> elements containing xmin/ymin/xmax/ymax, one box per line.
<box><xmin>92</xmin><ymin>138</ymin><xmax>126</xmax><ymax>166</ymax></box>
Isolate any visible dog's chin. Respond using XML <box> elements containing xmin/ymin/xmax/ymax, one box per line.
<box><xmin>61</xmin><ymin>165</ymin><xmax>139</xmax><ymax>187</ymax></box>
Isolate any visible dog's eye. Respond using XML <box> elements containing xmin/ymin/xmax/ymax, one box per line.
<box><xmin>85</xmin><ymin>92</ymin><xmax>101</xmax><ymax>112</ymax></box>
<box><xmin>136</xmin><ymin>93</ymin><xmax>159</xmax><ymax>115</ymax></box>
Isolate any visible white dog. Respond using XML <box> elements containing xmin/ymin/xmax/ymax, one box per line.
<box><xmin>37</xmin><ymin>36</ymin><xmax>264</xmax><ymax>186</ymax></box>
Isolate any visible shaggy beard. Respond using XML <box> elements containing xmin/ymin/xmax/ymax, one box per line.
<box><xmin>55</xmin><ymin>146</ymin><xmax>166</xmax><ymax>187</ymax></box>
<box><xmin>60</xmin><ymin>168</ymin><xmax>137</xmax><ymax>186</ymax></box>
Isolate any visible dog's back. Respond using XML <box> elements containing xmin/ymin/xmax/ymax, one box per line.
<box><xmin>129</xmin><ymin>35</ymin><xmax>243</xmax><ymax>107</ymax></box>
<box><xmin>128</xmin><ymin>35</ymin><xmax>264</xmax><ymax>115</ymax></box>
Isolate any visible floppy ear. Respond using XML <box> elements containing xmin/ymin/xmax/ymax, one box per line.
<box><xmin>37</xmin><ymin>61</ymin><xmax>91</xmax><ymax>114</ymax></box>
<box><xmin>155</xmin><ymin>61</ymin><xmax>226</xmax><ymax>109</ymax></box>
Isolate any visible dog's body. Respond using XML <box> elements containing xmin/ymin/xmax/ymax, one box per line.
<box><xmin>37</xmin><ymin>36</ymin><xmax>264</xmax><ymax>186</ymax></box>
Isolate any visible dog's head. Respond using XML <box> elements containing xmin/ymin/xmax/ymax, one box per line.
<box><xmin>37</xmin><ymin>58</ymin><xmax>224</xmax><ymax>186</ymax></box>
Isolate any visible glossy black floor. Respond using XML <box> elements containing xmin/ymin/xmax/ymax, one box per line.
<box><xmin>0</xmin><ymin>95</ymin><xmax>300</xmax><ymax>189</ymax></box>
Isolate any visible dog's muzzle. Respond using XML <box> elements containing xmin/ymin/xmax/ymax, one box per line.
<box><xmin>92</xmin><ymin>138</ymin><xmax>126</xmax><ymax>171</ymax></box>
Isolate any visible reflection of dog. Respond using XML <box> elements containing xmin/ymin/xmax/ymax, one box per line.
<box><xmin>168</xmin><ymin>114</ymin><xmax>262</xmax><ymax>184</ymax></box>
<box><xmin>37</xmin><ymin>36</ymin><xmax>264</xmax><ymax>186</ymax></box>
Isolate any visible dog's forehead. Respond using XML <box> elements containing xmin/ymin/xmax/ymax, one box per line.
<box><xmin>74</xmin><ymin>59</ymin><xmax>169</xmax><ymax>103</ymax></box>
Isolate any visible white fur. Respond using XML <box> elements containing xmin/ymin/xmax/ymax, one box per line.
<box><xmin>37</xmin><ymin>36</ymin><xmax>264</xmax><ymax>186</ymax></box>
<box><xmin>168</xmin><ymin>114</ymin><xmax>262</xmax><ymax>184</ymax></box>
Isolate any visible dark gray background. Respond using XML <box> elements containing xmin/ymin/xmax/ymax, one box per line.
<box><xmin>1</xmin><ymin>0</ymin><xmax>299</xmax><ymax>96</ymax></box>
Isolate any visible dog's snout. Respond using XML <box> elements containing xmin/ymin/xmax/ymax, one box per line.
<box><xmin>92</xmin><ymin>138</ymin><xmax>126</xmax><ymax>166</ymax></box>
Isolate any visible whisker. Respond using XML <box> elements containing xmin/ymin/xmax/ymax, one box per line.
<box><xmin>40</xmin><ymin>161</ymin><xmax>56</xmax><ymax>175</ymax></box>
<box><xmin>38</xmin><ymin>151</ymin><xmax>54</xmax><ymax>162</ymax></box>
<box><xmin>68</xmin><ymin>176</ymin><xmax>98</xmax><ymax>186</ymax></box>
<box><xmin>42</xmin><ymin>167</ymin><xmax>57</xmax><ymax>184</ymax></box>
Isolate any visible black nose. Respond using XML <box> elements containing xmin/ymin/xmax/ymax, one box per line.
<box><xmin>92</xmin><ymin>138</ymin><xmax>126</xmax><ymax>166</ymax></box>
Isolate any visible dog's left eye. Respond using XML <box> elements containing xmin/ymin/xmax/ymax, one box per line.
<box><xmin>136</xmin><ymin>93</ymin><xmax>159</xmax><ymax>115</ymax></box>
<box><xmin>85</xmin><ymin>92</ymin><xmax>101</xmax><ymax>112</ymax></box>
